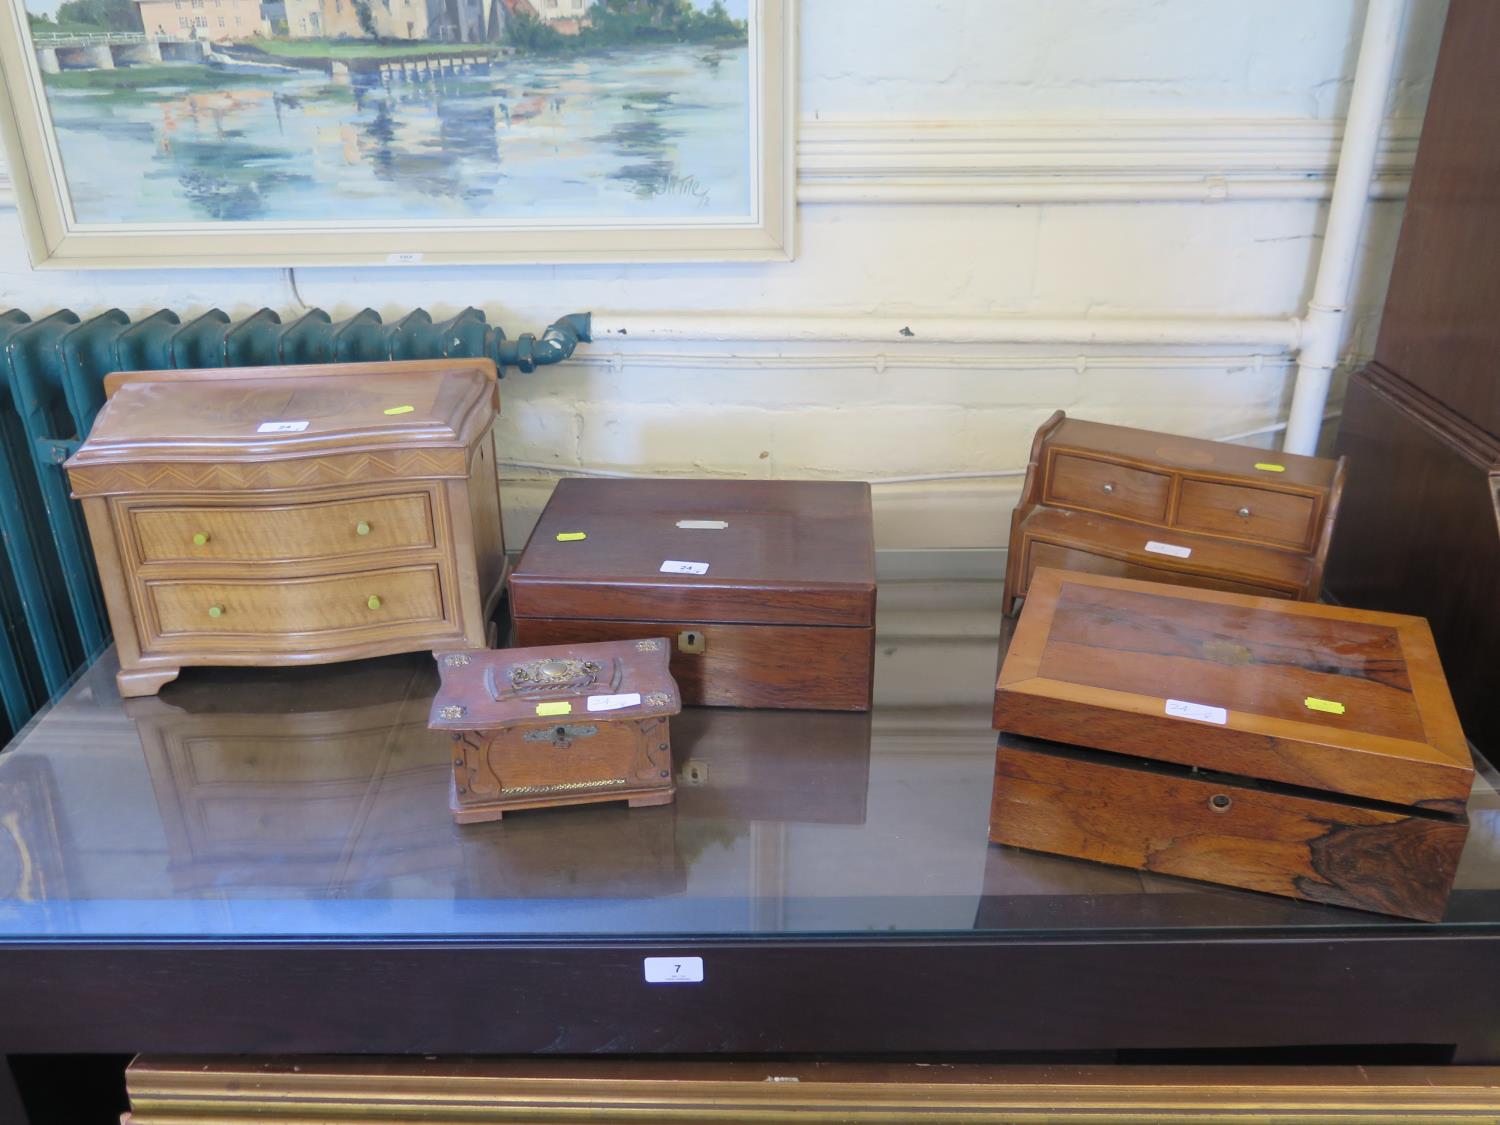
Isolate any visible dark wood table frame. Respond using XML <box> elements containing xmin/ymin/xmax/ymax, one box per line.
<box><xmin>5</xmin><ymin>929</ymin><xmax>1500</xmax><ymax>1121</ymax></box>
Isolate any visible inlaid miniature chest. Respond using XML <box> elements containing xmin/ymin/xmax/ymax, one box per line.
<box><xmin>509</xmin><ymin>479</ymin><xmax>876</xmax><ymax>710</ymax></box>
<box><xmin>1002</xmin><ymin>411</ymin><xmax>1346</xmax><ymax>613</ymax></box>
<box><xmin>431</xmin><ymin>638</ymin><xmax>682</xmax><ymax>823</ymax></box>
<box><xmin>991</xmin><ymin>568</ymin><xmax>1473</xmax><ymax>921</ymax></box>
<box><xmin>65</xmin><ymin>360</ymin><xmax>505</xmax><ymax>697</ymax></box>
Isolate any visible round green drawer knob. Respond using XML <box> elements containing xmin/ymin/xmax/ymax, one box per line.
<box><xmin>207</xmin><ymin>605</ymin><xmax>224</xmax><ymax>619</ymax></box>
<box><xmin>192</xmin><ymin>532</ymin><xmax>210</xmax><ymax>546</ymax></box>
<box><xmin>355</xmin><ymin>521</ymin><xmax>371</xmax><ymax>536</ymax></box>
<box><xmin>366</xmin><ymin>595</ymin><xmax>382</xmax><ymax>610</ymax></box>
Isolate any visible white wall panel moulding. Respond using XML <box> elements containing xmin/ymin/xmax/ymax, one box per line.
<box><xmin>797</xmin><ymin>116</ymin><xmax>1420</xmax><ymax>204</ymax></box>
<box><xmin>0</xmin><ymin>115</ymin><xmax>1418</xmax><ymax>214</ymax></box>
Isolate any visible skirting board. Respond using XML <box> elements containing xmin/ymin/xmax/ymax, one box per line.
<box><xmin>122</xmin><ymin>1057</ymin><xmax>1500</xmax><ymax>1123</ymax></box>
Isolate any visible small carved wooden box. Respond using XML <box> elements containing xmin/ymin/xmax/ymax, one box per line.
<box><xmin>65</xmin><ymin>360</ymin><xmax>505</xmax><ymax>698</ymax></box>
<box><xmin>1002</xmin><ymin>411</ymin><xmax>1346</xmax><ymax>613</ymax></box>
<box><xmin>991</xmin><ymin>568</ymin><xmax>1473</xmax><ymax>921</ymax></box>
<box><xmin>430</xmin><ymin>638</ymin><xmax>682</xmax><ymax>824</ymax></box>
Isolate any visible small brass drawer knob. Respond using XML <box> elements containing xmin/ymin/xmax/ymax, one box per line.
<box><xmin>1101</xmin><ymin>482</ymin><xmax>1116</xmax><ymax>495</ymax></box>
<box><xmin>356</xmin><ymin>521</ymin><xmax>371</xmax><ymax>536</ymax></box>
<box><xmin>207</xmin><ymin>604</ymin><xmax>224</xmax><ymax>619</ymax></box>
<box><xmin>1236</xmin><ymin>506</ymin><xmax>1252</xmax><ymax>519</ymax></box>
<box><xmin>1209</xmin><ymin>793</ymin><xmax>1232</xmax><ymax>813</ymax></box>
<box><xmin>192</xmin><ymin>532</ymin><xmax>210</xmax><ymax>546</ymax></box>
<box><xmin>367</xmin><ymin>594</ymin><xmax>382</xmax><ymax>610</ymax></box>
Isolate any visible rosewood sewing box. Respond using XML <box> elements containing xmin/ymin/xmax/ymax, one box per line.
<box><xmin>431</xmin><ymin>638</ymin><xmax>682</xmax><ymax>823</ymax></box>
<box><xmin>1002</xmin><ymin>411</ymin><xmax>1346</xmax><ymax>613</ymax></box>
<box><xmin>990</xmin><ymin>568</ymin><xmax>1473</xmax><ymax>921</ymax></box>
<box><xmin>508</xmin><ymin>479</ymin><xmax>876</xmax><ymax>711</ymax></box>
<box><xmin>65</xmin><ymin>360</ymin><xmax>505</xmax><ymax>697</ymax></box>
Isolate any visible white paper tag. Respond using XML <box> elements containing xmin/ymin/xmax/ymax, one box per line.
<box><xmin>660</xmin><ymin>560</ymin><xmax>709</xmax><ymax>575</ymax></box>
<box><xmin>257</xmin><ymin>420</ymin><xmax>309</xmax><ymax>433</ymax></box>
<box><xmin>1165</xmin><ymin>698</ymin><xmax>1228</xmax><ymax>725</ymax></box>
<box><xmin>386</xmin><ymin>252</ymin><xmax>424</xmax><ymax>264</ymax></box>
<box><xmin>1144</xmin><ymin>540</ymin><xmax>1192</xmax><ymax>559</ymax></box>
<box><xmin>676</xmin><ymin>519</ymin><xmax>728</xmax><ymax>530</ymax></box>
<box><xmin>644</xmin><ymin>956</ymin><xmax>703</xmax><ymax>984</ymax></box>
<box><xmin>587</xmin><ymin>692</ymin><xmax>641</xmax><ymax>713</ymax></box>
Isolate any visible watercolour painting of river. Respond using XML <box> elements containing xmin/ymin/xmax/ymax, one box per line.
<box><xmin>0</xmin><ymin>0</ymin><xmax>793</xmax><ymax>265</ymax></box>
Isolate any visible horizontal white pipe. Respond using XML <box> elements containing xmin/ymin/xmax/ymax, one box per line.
<box><xmin>590</xmin><ymin>314</ymin><xmax>1303</xmax><ymax>350</ymax></box>
<box><xmin>1283</xmin><ymin>0</ymin><xmax>1404</xmax><ymax>455</ymax></box>
<box><xmin>499</xmin><ymin>414</ymin><xmax>1342</xmax><ymax>487</ymax></box>
<box><xmin>563</xmin><ymin>350</ymin><xmax>1298</xmax><ymax>373</ymax></box>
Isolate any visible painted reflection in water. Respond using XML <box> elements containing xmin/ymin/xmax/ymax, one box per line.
<box><xmin>36</xmin><ymin>44</ymin><xmax>751</xmax><ymax>225</ymax></box>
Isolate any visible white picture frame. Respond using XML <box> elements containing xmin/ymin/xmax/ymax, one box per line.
<box><xmin>0</xmin><ymin>0</ymin><xmax>794</xmax><ymax>267</ymax></box>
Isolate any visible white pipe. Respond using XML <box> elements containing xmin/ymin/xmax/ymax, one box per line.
<box><xmin>590</xmin><ymin>314</ymin><xmax>1302</xmax><ymax>349</ymax></box>
<box><xmin>1283</xmin><ymin>0</ymin><xmax>1406</xmax><ymax>455</ymax></box>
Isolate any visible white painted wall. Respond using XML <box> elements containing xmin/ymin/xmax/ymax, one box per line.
<box><xmin>0</xmin><ymin>0</ymin><xmax>1451</xmax><ymax>548</ymax></box>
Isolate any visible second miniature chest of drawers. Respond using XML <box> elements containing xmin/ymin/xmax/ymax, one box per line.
<box><xmin>66</xmin><ymin>360</ymin><xmax>505</xmax><ymax>697</ymax></box>
<box><xmin>1002</xmin><ymin>411</ymin><xmax>1347</xmax><ymax>612</ymax></box>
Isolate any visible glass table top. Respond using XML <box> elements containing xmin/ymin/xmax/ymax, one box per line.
<box><xmin>2</xmin><ymin>568</ymin><xmax>1498</xmax><ymax>941</ymax></box>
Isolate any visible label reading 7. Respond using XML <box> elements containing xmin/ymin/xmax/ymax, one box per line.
<box><xmin>644</xmin><ymin>956</ymin><xmax>704</xmax><ymax>983</ymax></box>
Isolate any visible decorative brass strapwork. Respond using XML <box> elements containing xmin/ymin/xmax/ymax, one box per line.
<box><xmin>509</xmin><ymin>657</ymin><xmax>602</xmax><ymax>693</ymax></box>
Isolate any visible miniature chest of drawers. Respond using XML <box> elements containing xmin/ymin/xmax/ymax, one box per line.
<box><xmin>1002</xmin><ymin>411</ymin><xmax>1346</xmax><ymax>613</ymax></box>
<box><xmin>431</xmin><ymin>638</ymin><xmax>682</xmax><ymax>823</ymax></box>
<box><xmin>65</xmin><ymin>360</ymin><xmax>505</xmax><ymax>697</ymax></box>
<box><xmin>509</xmin><ymin>479</ymin><xmax>876</xmax><ymax>711</ymax></box>
<box><xmin>991</xmin><ymin>568</ymin><xmax>1473</xmax><ymax>920</ymax></box>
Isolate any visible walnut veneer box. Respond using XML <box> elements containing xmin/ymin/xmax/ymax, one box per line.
<box><xmin>65</xmin><ymin>360</ymin><xmax>504</xmax><ymax>697</ymax></box>
<box><xmin>509</xmin><ymin>479</ymin><xmax>876</xmax><ymax>711</ymax></box>
<box><xmin>431</xmin><ymin>638</ymin><xmax>682</xmax><ymax>823</ymax></box>
<box><xmin>991</xmin><ymin>568</ymin><xmax>1473</xmax><ymax>921</ymax></box>
<box><xmin>1002</xmin><ymin>411</ymin><xmax>1346</xmax><ymax>613</ymax></box>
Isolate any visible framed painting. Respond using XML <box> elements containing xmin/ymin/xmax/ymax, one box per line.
<box><xmin>0</xmin><ymin>0</ymin><xmax>794</xmax><ymax>267</ymax></box>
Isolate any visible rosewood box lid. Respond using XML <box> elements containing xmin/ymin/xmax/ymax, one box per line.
<box><xmin>509</xmin><ymin>479</ymin><xmax>876</xmax><ymax>627</ymax></box>
<box><xmin>68</xmin><ymin>360</ymin><xmax>497</xmax><ymax>495</ymax></box>
<box><xmin>994</xmin><ymin>568</ymin><xmax>1473</xmax><ymax>812</ymax></box>
<box><xmin>430</xmin><ymin>638</ymin><xmax>682</xmax><ymax>731</ymax></box>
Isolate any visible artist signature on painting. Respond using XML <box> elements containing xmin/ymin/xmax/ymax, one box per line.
<box><xmin>648</xmin><ymin>174</ymin><xmax>712</xmax><ymax>207</ymax></box>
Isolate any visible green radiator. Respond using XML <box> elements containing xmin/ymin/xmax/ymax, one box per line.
<box><xmin>0</xmin><ymin>305</ymin><xmax>591</xmax><ymax>741</ymax></box>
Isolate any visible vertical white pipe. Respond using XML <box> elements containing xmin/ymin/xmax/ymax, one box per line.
<box><xmin>1283</xmin><ymin>0</ymin><xmax>1407</xmax><ymax>455</ymax></box>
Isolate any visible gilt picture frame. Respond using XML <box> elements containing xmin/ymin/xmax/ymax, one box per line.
<box><xmin>0</xmin><ymin>0</ymin><xmax>793</xmax><ymax>267</ymax></box>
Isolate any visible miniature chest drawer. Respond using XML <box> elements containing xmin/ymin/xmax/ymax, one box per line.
<box><xmin>1044</xmin><ymin>453</ymin><xmax>1171</xmax><ymax>523</ymax></box>
<box><xmin>126</xmin><ymin>491</ymin><xmax>437</xmax><ymax>566</ymax></box>
<box><xmin>1174</xmin><ymin>479</ymin><xmax>1316</xmax><ymax>549</ymax></box>
<box><xmin>144</xmin><ymin>565</ymin><xmax>447</xmax><ymax>643</ymax></box>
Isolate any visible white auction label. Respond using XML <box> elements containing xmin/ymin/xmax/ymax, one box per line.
<box><xmin>257</xmin><ymin>420</ymin><xmax>309</xmax><ymax>433</ymax></box>
<box><xmin>587</xmin><ymin>692</ymin><xmax>641</xmax><ymax>713</ymax></box>
<box><xmin>386</xmin><ymin>252</ymin><xmax>424</xmax><ymax>264</ymax></box>
<box><xmin>1165</xmin><ymin>698</ymin><xmax>1228</xmax><ymax>725</ymax></box>
<box><xmin>644</xmin><ymin>956</ymin><xmax>703</xmax><ymax>984</ymax></box>
<box><xmin>1144</xmin><ymin>540</ymin><xmax>1192</xmax><ymax>559</ymax></box>
<box><xmin>660</xmin><ymin>560</ymin><xmax>709</xmax><ymax>575</ymax></box>
<box><xmin>676</xmin><ymin>519</ymin><xmax>728</xmax><ymax>530</ymax></box>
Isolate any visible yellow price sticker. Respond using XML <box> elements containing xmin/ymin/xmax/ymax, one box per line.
<box><xmin>384</xmin><ymin>405</ymin><xmax>416</xmax><ymax>415</ymax></box>
<box><xmin>1254</xmin><ymin>462</ymin><xmax>1286</xmax><ymax>473</ymax></box>
<box><xmin>556</xmin><ymin>531</ymin><xmax>588</xmax><ymax>542</ymax></box>
<box><xmin>1304</xmin><ymin>697</ymin><xmax>1346</xmax><ymax>715</ymax></box>
<box><xmin>535</xmin><ymin>701</ymin><xmax>572</xmax><ymax>717</ymax></box>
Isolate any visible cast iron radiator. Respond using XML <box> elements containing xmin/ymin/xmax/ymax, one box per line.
<box><xmin>0</xmin><ymin>305</ymin><xmax>591</xmax><ymax>740</ymax></box>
